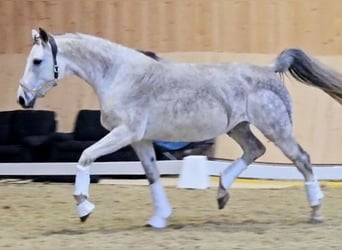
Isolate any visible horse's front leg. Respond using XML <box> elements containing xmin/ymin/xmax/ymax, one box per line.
<box><xmin>74</xmin><ymin>125</ymin><xmax>134</xmax><ymax>222</ymax></box>
<box><xmin>131</xmin><ymin>141</ymin><xmax>172</xmax><ymax>229</ymax></box>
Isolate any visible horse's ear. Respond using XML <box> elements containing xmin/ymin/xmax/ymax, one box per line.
<box><xmin>38</xmin><ymin>27</ymin><xmax>49</xmax><ymax>43</ymax></box>
<box><xmin>32</xmin><ymin>29</ymin><xmax>40</xmax><ymax>43</ymax></box>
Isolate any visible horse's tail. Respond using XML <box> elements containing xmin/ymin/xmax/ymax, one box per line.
<box><xmin>270</xmin><ymin>48</ymin><xmax>342</xmax><ymax>105</ymax></box>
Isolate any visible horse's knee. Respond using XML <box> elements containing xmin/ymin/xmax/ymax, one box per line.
<box><xmin>79</xmin><ymin>149</ymin><xmax>94</xmax><ymax>166</ymax></box>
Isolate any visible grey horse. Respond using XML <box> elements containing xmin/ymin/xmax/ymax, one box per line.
<box><xmin>18</xmin><ymin>28</ymin><xmax>342</xmax><ymax>228</ymax></box>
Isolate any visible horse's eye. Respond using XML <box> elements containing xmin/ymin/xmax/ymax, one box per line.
<box><xmin>33</xmin><ymin>59</ymin><xmax>42</xmax><ymax>65</ymax></box>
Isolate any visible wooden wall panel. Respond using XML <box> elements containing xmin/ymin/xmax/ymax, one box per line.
<box><xmin>1</xmin><ymin>0</ymin><xmax>342</xmax><ymax>163</ymax></box>
<box><xmin>1</xmin><ymin>0</ymin><xmax>342</xmax><ymax>54</ymax></box>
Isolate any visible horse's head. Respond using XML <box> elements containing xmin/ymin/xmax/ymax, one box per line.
<box><xmin>17</xmin><ymin>27</ymin><xmax>59</xmax><ymax>108</ymax></box>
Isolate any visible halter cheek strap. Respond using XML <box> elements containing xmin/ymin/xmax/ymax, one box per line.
<box><xmin>48</xmin><ymin>34</ymin><xmax>59</xmax><ymax>79</ymax></box>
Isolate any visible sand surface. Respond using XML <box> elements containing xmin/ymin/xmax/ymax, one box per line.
<box><xmin>0</xmin><ymin>179</ymin><xmax>341</xmax><ymax>250</ymax></box>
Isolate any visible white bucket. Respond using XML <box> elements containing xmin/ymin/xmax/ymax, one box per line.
<box><xmin>177</xmin><ymin>155</ymin><xmax>211</xmax><ymax>189</ymax></box>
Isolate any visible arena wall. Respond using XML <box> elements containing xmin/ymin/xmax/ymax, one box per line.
<box><xmin>1</xmin><ymin>0</ymin><xmax>342</xmax><ymax>54</ymax></box>
<box><xmin>0</xmin><ymin>0</ymin><xmax>341</xmax><ymax>164</ymax></box>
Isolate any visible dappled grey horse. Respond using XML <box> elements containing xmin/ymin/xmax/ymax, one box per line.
<box><xmin>18</xmin><ymin>28</ymin><xmax>342</xmax><ymax>228</ymax></box>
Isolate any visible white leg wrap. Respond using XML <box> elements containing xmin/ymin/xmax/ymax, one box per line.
<box><xmin>74</xmin><ymin>165</ymin><xmax>90</xmax><ymax>198</ymax></box>
<box><xmin>221</xmin><ymin>158</ymin><xmax>247</xmax><ymax>189</ymax></box>
<box><xmin>148</xmin><ymin>179</ymin><xmax>172</xmax><ymax>228</ymax></box>
<box><xmin>77</xmin><ymin>200</ymin><xmax>95</xmax><ymax>217</ymax></box>
<box><xmin>305</xmin><ymin>179</ymin><xmax>324</xmax><ymax>207</ymax></box>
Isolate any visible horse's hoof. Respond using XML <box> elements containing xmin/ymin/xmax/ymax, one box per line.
<box><xmin>80</xmin><ymin>213</ymin><xmax>91</xmax><ymax>223</ymax></box>
<box><xmin>310</xmin><ymin>215</ymin><xmax>324</xmax><ymax>224</ymax></box>
<box><xmin>77</xmin><ymin>200</ymin><xmax>95</xmax><ymax>222</ymax></box>
<box><xmin>217</xmin><ymin>193</ymin><xmax>229</xmax><ymax>210</ymax></box>
<box><xmin>147</xmin><ymin>215</ymin><xmax>168</xmax><ymax>229</ymax></box>
<box><xmin>310</xmin><ymin>205</ymin><xmax>323</xmax><ymax>224</ymax></box>
<box><xmin>310</xmin><ymin>218</ymin><xmax>324</xmax><ymax>224</ymax></box>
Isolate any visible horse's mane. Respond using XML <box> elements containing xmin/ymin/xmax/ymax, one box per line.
<box><xmin>56</xmin><ymin>32</ymin><xmax>161</xmax><ymax>64</ymax></box>
<box><xmin>136</xmin><ymin>50</ymin><xmax>160</xmax><ymax>61</ymax></box>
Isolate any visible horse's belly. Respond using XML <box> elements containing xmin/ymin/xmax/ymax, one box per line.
<box><xmin>144</xmin><ymin>112</ymin><xmax>228</xmax><ymax>141</ymax></box>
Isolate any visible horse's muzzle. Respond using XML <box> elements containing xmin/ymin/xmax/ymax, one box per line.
<box><xmin>18</xmin><ymin>95</ymin><xmax>35</xmax><ymax>109</ymax></box>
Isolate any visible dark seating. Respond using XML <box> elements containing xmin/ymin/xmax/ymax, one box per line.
<box><xmin>0</xmin><ymin>110</ymin><xmax>57</xmax><ymax>162</ymax></box>
<box><xmin>0</xmin><ymin>108</ymin><xmax>215</xmax><ymax>183</ymax></box>
<box><xmin>0</xmin><ymin>111</ymin><xmax>31</xmax><ymax>162</ymax></box>
<box><xmin>50</xmin><ymin>109</ymin><xmax>215</xmax><ymax>162</ymax></box>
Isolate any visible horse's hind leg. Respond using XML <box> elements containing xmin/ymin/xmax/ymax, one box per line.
<box><xmin>217</xmin><ymin>122</ymin><xmax>266</xmax><ymax>209</ymax></box>
<box><xmin>268</xmin><ymin>135</ymin><xmax>323</xmax><ymax>223</ymax></box>
<box><xmin>248</xmin><ymin>92</ymin><xmax>324</xmax><ymax>223</ymax></box>
<box><xmin>131</xmin><ymin>141</ymin><xmax>172</xmax><ymax>229</ymax></box>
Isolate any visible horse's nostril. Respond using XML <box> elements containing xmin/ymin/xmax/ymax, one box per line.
<box><xmin>18</xmin><ymin>96</ymin><xmax>25</xmax><ymax>106</ymax></box>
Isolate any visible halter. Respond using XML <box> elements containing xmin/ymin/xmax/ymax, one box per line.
<box><xmin>48</xmin><ymin>34</ymin><xmax>59</xmax><ymax>80</ymax></box>
<box><xmin>20</xmin><ymin>35</ymin><xmax>59</xmax><ymax>98</ymax></box>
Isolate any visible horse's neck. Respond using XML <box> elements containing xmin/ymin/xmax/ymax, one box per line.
<box><xmin>56</xmin><ymin>34</ymin><xmax>125</xmax><ymax>92</ymax></box>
